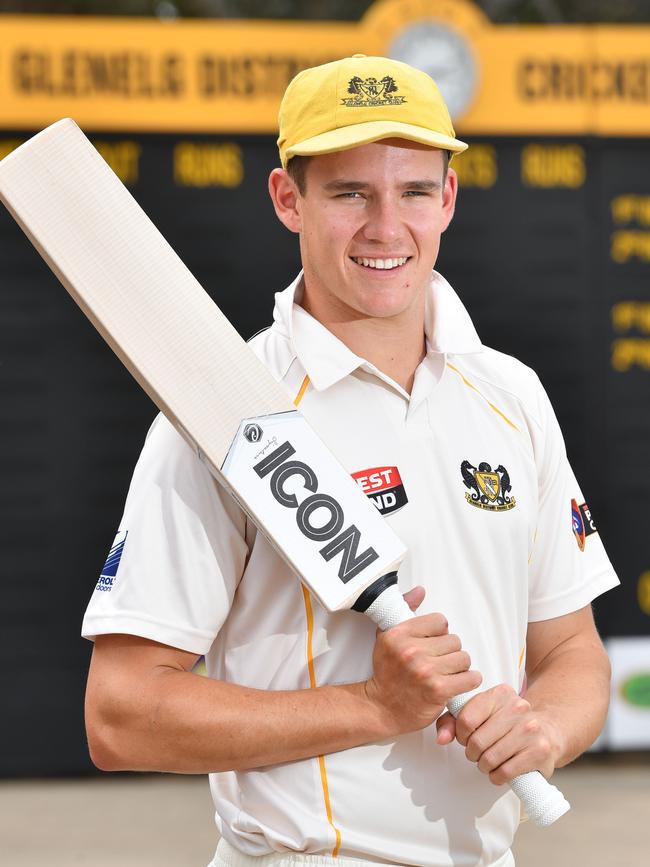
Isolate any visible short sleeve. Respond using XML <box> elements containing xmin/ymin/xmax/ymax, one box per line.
<box><xmin>527</xmin><ymin>377</ymin><xmax>619</xmax><ymax>622</ymax></box>
<box><xmin>81</xmin><ymin>414</ymin><xmax>249</xmax><ymax>654</ymax></box>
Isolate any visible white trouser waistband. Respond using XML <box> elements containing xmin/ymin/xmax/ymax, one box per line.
<box><xmin>209</xmin><ymin>837</ymin><xmax>515</xmax><ymax>867</ymax></box>
<box><xmin>209</xmin><ymin>839</ymin><xmax>384</xmax><ymax>867</ymax></box>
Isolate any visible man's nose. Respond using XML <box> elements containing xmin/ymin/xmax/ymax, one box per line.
<box><xmin>361</xmin><ymin>198</ymin><xmax>403</xmax><ymax>244</ymax></box>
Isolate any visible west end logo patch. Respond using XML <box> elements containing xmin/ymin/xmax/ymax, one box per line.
<box><xmin>352</xmin><ymin>466</ymin><xmax>408</xmax><ymax>516</ymax></box>
<box><xmin>461</xmin><ymin>460</ymin><xmax>516</xmax><ymax>512</ymax></box>
<box><xmin>96</xmin><ymin>529</ymin><xmax>128</xmax><ymax>592</ymax></box>
<box><xmin>342</xmin><ymin>76</ymin><xmax>407</xmax><ymax>108</ymax></box>
<box><xmin>571</xmin><ymin>498</ymin><xmax>597</xmax><ymax>551</ymax></box>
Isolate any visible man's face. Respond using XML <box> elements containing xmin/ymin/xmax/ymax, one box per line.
<box><xmin>269</xmin><ymin>139</ymin><xmax>457</xmax><ymax>324</ymax></box>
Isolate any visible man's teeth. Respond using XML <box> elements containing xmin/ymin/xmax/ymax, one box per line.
<box><xmin>353</xmin><ymin>257</ymin><xmax>408</xmax><ymax>270</ymax></box>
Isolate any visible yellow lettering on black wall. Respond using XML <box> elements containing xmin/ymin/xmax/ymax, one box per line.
<box><xmin>452</xmin><ymin>144</ymin><xmax>497</xmax><ymax>189</ymax></box>
<box><xmin>521</xmin><ymin>144</ymin><xmax>585</xmax><ymax>188</ymax></box>
<box><xmin>610</xmin><ymin>230</ymin><xmax>650</xmax><ymax>263</ymax></box>
<box><xmin>611</xmin><ymin>302</ymin><xmax>650</xmax><ymax>372</ymax></box>
<box><xmin>611</xmin><ymin>194</ymin><xmax>650</xmax><ymax>226</ymax></box>
<box><xmin>611</xmin><ymin>338</ymin><xmax>650</xmax><ymax>372</ymax></box>
<box><xmin>174</xmin><ymin>142</ymin><xmax>243</xmax><ymax>188</ymax></box>
<box><xmin>612</xmin><ymin>302</ymin><xmax>650</xmax><ymax>334</ymax></box>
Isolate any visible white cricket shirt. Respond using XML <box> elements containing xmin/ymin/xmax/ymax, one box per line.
<box><xmin>82</xmin><ymin>271</ymin><xmax>618</xmax><ymax>867</ymax></box>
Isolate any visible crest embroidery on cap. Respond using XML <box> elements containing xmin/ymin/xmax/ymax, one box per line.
<box><xmin>461</xmin><ymin>460</ymin><xmax>516</xmax><ymax>512</ymax></box>
<box><xmin>342</xmin><ymin>76</ymin><xmax>407</xmax><ymax>107</ymax></box>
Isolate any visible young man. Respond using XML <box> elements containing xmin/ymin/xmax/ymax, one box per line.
<box><xmin>83</xmin><ymin>56</ymin><xmax>618</xmax><ymax>867</ymax></box>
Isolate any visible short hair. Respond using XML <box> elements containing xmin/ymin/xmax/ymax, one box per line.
<box><xmin>286</xmin><ymin>150</ymin><xmax>450</xmax><ymax>196</ymax></box>
<box><xmin>286</xmin><ymin>155</ymin><xmax>311</xmax><ymax>195</ymax></box>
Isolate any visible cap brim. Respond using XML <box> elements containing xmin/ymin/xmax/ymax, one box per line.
<box><xmin>284</xmin><ymin>120</ymin><xmax>467</xmax><ymax>165</ymax></box>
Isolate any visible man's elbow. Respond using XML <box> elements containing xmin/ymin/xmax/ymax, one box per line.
<box><xmin>85</xmin><ymin>704</ymin><xmax>131</xmax><ymax>771</ymax></box>
<box><xmin>86</xmin><ymin>727</ymin><xmax>119</xmax><ymax>772</ymax></box>
<box><xmin>84</xmin><ymin>684</ymin><xmax>148</xmax><ymax>772</ymax></box>
<box><xmin>84</xmin><ymin>634</ymin><xmax>184</xmax><ymax>772</ymax></box>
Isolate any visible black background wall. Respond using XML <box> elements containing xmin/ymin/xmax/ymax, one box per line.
<box><xmin>1</xmin><ymin>133</ymin><xmax>648</xmax><ymax>774</ymax></box>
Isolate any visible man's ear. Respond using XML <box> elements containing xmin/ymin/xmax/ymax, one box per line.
<box><xmin>268</xmin><ymin>168</ymin><xmax>302</xmax><ymax>234</ymax></box>
<box><xmin>441</xmin><ymin>166</ymin><xmax>458</xmax><ymax>233</ymax></box>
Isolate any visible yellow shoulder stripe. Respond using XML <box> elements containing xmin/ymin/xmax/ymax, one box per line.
<box><xmin>293</xmin><ymin>374</ymin><xmax>311</xmax><ymax>407</ymax></box>
<box><xmin>447</xmin><ymin>363</ymin><xmax>520</xmax><ymax>432</ymax></box>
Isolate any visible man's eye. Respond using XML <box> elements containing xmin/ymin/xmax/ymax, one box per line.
<box><xmin>404</xmin><ymin>190</ymin><xmax>429</xmax><ymax>197</ymax></box>
<box><xmin>337</xmin><ymin>191</ymin><xmax>363</xmax><ymax>198</ymax></box>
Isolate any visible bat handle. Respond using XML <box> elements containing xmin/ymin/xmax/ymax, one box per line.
<box><xmin>354</xmin><ymin>577</ymin><xmax>571</xmax><ymax>827</ymax></box>
<box><xmin>351</xmin><ymin>572</ymin><xmax>414</xmax><ymax>628</ymax></box>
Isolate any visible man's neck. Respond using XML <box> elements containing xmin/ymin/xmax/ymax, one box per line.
<box><xmin>300</xmin><ymin>291</ymin><xmax>427</xmax><ymax>395</ymax></box>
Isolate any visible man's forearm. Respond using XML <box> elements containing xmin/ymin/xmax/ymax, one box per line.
<box><xmin>524</xmin><ymin>632</ymin><xmax>611</xmax><ymax>768</ymax></box>
<box><xmin>90</xmin><ymin>667</ymin><xmax>391</xmax><ymax>774</ymax></box>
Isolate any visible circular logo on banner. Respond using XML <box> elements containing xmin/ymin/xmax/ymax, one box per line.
<box><xmin>389</xmin><ymin>21</ymin><xmax>477</xmax><ymax>120</ymax></box>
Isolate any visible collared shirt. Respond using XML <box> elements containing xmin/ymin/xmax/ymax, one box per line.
<box><xmin>82</xmin><ymin>271</ymin><xmax>618</xmax><ymax>867</ymax></box>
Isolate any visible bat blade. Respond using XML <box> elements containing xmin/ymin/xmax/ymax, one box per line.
<box><xmin>0</xmin><ymin>118</ymin><xmax>406</xmax><ymax>612</ymax></box>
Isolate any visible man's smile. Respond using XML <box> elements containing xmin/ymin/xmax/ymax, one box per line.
<box><xmin>350</xmin><ymin>256</ymin><xmax>411</xmax><ymax>270</ymax></box>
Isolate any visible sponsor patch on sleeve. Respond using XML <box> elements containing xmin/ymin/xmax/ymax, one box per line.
<box><xmin>352</xmin><ymin>466</ymin><xmax>408</xmax><ymax>516</ymax></box>
<box><xmin>571</xmin><ymin>499</ymin><xmax>597</xmax><ymax>551</ymax></box>
<box><xmin>96</xmin><ymin>530</ymin><xmax>128</xmax><ymax>592</ymax></box>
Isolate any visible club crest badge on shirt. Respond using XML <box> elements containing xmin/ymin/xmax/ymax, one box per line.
<box><xmin>461</xmin><ymin>460</ymin><xmax>516</xmax><ymax>511</ymax></box>
<box><xmin>352</xmin><ymin>466</ymin><xmax>408</xmax><ymax>516</ymax></box>
<box><xmin>571</xmin><ymin>499</ymin><xmax>598</xmax><ymax>551</ymax></box>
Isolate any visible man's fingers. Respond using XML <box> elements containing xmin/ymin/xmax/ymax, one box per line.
<box><xmin>402</xmin><ymin>585</ymin><xmax>425</xmax><ymax>612</ymax></box>
<box><xmin>455</xmin><ymin>683</ymin><xmax>520</xmax><ymax>745</ymax></box>
<box><xmin>436</xmin><ymin>711</ymin><xmax>456</xmax><ymax>745</ymax></box>
<box><xmin>437</xmin><ymin>649</ymin><xmax>472</xmax><ymax>674</ymax></box>
<box><xmin>447</xmin><ymin>669</ymin><xmax>483</xmax><ymax>699</ymax></box>
<box><xmin>463</xmin><ymin>700</ymin><xmax>529</xmax><ymax>761</ymax></box>
<box><xmin>480</xmin><ymin>723</ymin><xmax>555</xmax><ymax>784</ymax></box>
<box><xmin>399</xmin><ymin>632</ymin><xmax>463</xmax><ymax>659</ymax></box>
<box><xmin>386</xmin><ymin>625</ymin><xmax>463</xmax><ymax>661</ymax></box>
<box><xmin>394</xmin><ymin>612</ymin><xmax>449</xmax><ymax>638</ymax></box>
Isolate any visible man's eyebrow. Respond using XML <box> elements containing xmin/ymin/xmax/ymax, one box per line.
<box><xmin>322</xmin><ymin>180</ymin><xmax>371</xmax><ymax>191</ymax></box>
<box><xmin>401</xmin><ymin>179</ymin><xmax>441</xmax><ymax>192</ymax></box>
<box><xmin>322</xmin><ymin>179</ymin><xmax>441</xmax><ymax>192</ymax></box>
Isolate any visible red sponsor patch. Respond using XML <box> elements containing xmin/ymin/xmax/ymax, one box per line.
<box><xmin>352</xmin><ymin>466</ymin><xmax>402</xmax><ymax>492</ymax></box>
<box><xmin>352</xmin><ymin>466</ymin><xmax>408</xmax><ymax>516</ymax></box>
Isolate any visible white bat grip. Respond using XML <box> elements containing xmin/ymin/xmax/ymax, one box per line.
<box><xmin>364</xmin><ymin>584</ymin><xmax>570</xmax><ymax>827</ymax></box>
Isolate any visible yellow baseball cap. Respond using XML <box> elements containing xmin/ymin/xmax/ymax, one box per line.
<box><xmin>277</xmin><ymin>54</ymin><xmax>467</xmax><ymax>169</ymax></box>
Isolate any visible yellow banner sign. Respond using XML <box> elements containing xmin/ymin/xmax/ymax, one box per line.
<box><xmin>1</xmin><ymin>0</ymin><xmax>650</xmax><ymax>135</ymax></box>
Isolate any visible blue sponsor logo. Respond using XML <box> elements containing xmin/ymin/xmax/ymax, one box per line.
<box><xmin>96</xmin><ymin>530</ymin><xmax>128</xmax><ymax>592</ymax></box>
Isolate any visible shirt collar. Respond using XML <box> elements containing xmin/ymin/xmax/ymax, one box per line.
<box><xmin>272</xmin><ymin>270</ymin><xmax>483</xmax><ymax>392</ymax></box>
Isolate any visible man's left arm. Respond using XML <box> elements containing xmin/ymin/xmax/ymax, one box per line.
<box><xmin>436</xmin><ymin>605</ymin><xmax>611</xmax><ymax>784</ymax></box>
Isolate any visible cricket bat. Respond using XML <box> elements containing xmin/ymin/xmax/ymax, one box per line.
<box><xmin>0</xmin><ymin>118</ymin><xmax>569</xmax><ymax>827</ymax></box>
